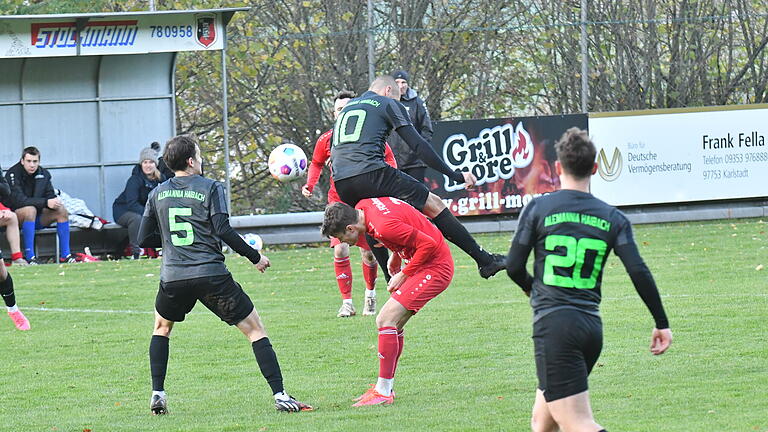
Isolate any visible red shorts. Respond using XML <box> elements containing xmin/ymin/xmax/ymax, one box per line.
<box><xmin>329</xmin><ymin>232</ymin><xmax>371</xmax><ymax>251</ymax></box>
<box><xmin>391</xmin><ymin>259</ymin><xmax>453</xmax><ymax>313</ymax></box>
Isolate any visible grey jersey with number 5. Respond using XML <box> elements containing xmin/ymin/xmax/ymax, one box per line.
<box><xmin>330</xmin><ymin>90</ymin><xmax>411</xmax><ymax>181</ymax></box>
<box><xmin>144</xmin><ymin>175</ymin><xmax>229</xmax><ymax>282</ymax></box>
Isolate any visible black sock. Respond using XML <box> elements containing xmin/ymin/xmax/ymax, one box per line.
<box><xmin>252</xmin><ymin>337</ymin><xmax>284</xmax><ymax>395</ymax></box>
<box><xmin>0</xmin><ymin>273</ymin><xmax>15</xmax><ymax>308</ymax></box>
<box><xmin>431</xmin><ymin>209</ymin><xmax>491</xmax><ymax>266</ymax></box>
<box><xmin>366</xmin><ymin>233</ymin><xmax>391</xmax><ymax>282</ymax></box>
<box><xmin>149</xmin><ymin>335</ymin><xmax>169</xmax><ymax>392</ymax></box>
<box><xmin>599</xmin><ymin>430</ymin><xmax>607</xmax><ymax>432</ymax></box>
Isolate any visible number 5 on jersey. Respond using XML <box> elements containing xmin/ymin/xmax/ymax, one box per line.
<box><xmin>169</xmin><ymin>207</ymin><xmax>194</xmax><ymax>246</ymax></box>
<box><xmin>332</xmin><ymin>109</ymin><xmax>367</xmax><ymax>146</ymax></box>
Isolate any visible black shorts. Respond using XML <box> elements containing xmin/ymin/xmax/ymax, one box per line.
<box><xmin>334</xmin><ymin>166</ymin><xmax>430</xmax><ymax>211</ymax></box>
<box><xmin>155</xmin><ymin>273</ymin><xmax>254</xmax><ymax>326</ymax></box>
<box><xmin>533</xmin><ymin>308</ymin><xmax>603</xmax><ymax>402</ymax></box>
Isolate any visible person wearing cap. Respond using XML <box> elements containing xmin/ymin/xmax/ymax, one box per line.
<box><xmin>113</xmin><ymin>146</ymin><xmax>165</xmax><ymax>259</ymax></box>
<box><xmin>387</xmin><ymin>70</ymin><xmax>434</xmax><ymax>184</ymax></box>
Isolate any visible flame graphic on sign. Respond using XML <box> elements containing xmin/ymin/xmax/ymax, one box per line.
<box><xmin>512</xmin><ymin>130</ymin><xmax>530</xmax><ymax>161</ymax></box>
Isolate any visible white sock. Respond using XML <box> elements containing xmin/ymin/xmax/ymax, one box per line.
<box><xmin>365</xmin><ymin>289</ymin><xmax>376</xmax><ymax>298</ymax></box>
<box><xmin>342</xmin><ymin>299</ymin><xmax>353</xmax><ymax>305</ymax></box>
<box><xmin>152</xmin><ymin>390</ymin><xmax>166</xmax><ymax>398</ymax></box>
<box><xmin>7</xmin><ymin>305</ymin><xmax>18</xmax><ymax>313</ymax></box>
<box><xmin>274</xmin><ymin>391</ymin><xmax>290</xmax><ymax>401</ymax></box>
<box><xmin>375</xmin><ymin>377</ymin><xmax>393</xmax><ymax>396</ymax></box>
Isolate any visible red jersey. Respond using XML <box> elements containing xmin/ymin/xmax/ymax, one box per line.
<box><xmin>0</xmin><ymin>202</ymin><xmax>8</xmax><ymax>211</ymax></box>
<box><xmin>356</xmin><ymin>197</ymin><xmax>452</xmax><ymax>277</ymax></box>
<box><xmin>304</xmin><ymin>129</ymin><xmax>397</xmax><ymax>204</ymax></box>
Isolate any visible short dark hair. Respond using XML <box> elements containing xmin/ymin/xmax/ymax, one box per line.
<box><xmin>22</xmin><ymin>146</ymin><xmax>40</xmax><ymax>159</ymax></box>
<box><xmin>334</xmin><ymin>90</ymin><xmax>356</xmax><ymax>101</ymax></box>
<box><xmin>555</xmin><ymin>127</ymin><xmax>596</xmax><ymax>179</ymax></box>
<box><xmin>163</xmin><ymin>135</ymin><xmax>198</xmax><ymax>172</ymax></box>
<box><xmin>321</xmin><ymin>202</ymin><xmax>358</xmax><ymax>238</ymax></box>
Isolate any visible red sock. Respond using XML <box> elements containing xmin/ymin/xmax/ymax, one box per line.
<box><xmin>394</xmin><ymin>329</ymin><xmax>405</xmax><ymax>373</ymax></box>
<box><xmin>362</xmin><ymin>261</ymin><xmax>377</xmax><ymax>290</ymax></box>
<box><xmin>334</xmin><ymin>257</ymin><xmax>352</xmax><ymax>300</ymax></box>
<box><xmin>11</xmin><ymin>252</ymin><xmax>23</xmax><ymax>261</ymax></box>
<box><xmin>378</xmin><ymin>327</ymin><xmax>399</xmax><ymax>379</ymax></box>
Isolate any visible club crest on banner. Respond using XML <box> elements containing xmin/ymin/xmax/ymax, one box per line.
<box><xmin>195</xmin><ymin>14</ymin><xmax>217</xmax><ymax>48</ymax></box>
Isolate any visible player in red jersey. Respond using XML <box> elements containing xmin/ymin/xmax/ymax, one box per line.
<box><xmin>321</xmin><ymin>197</ymin><xmax>454</xmax><ymax>406</ymax></box>
<box><xmin>303</xmin><ymin>91</ymin><xmax>398</xmax><ymax>318</ymax></box>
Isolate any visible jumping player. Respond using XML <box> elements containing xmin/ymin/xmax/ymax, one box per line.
<box><xmin>506</xmin><ymin>127</ymin><xmax>672</xmax><ymax>432</ymax></box>
<box><xmin>303</xmin><ymin>90</ymin><xmax>398</xmax><ymax>317</ymax></box>
<box><xmin>138</xmin><ymin>135</ymin><xmax>312</xmax><ymax>415</ymax></box>
<box><xmin>0</xmin><ymin>168</ymin><xmax>30</xmax><ymax>330</ymax></box>
<box><xmin>322</xmin><ymin>197</ymin><xmax>454</xmax><ymax>406</ymax></box>
<box><xmin>330</xmin><ymin>75</ymin><xmax>505</xmax><ymax>279</ymax></box>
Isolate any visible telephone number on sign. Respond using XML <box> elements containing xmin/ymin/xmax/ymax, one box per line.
<box><xmin>150</xmin><ymin>25</ymin><xmax>193</xmax><ymax>38</ymax></box>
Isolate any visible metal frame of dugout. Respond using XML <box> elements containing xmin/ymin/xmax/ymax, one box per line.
<box><xmin>0</xmin><ymin>8</ymin><xmax>247</xmax><ymax>259</ymax></box>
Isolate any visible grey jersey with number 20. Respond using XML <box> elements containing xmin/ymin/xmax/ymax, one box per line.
<box><xmin>144</xmin><ymin>175</ymin><xmax>229</xmax><ymax>282</ymax></box>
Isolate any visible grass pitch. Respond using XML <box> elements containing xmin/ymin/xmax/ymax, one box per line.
<box><xmin>1</xmin><ymin>218</ymin><xmax>766</xmax><ymax>431</ymax></box>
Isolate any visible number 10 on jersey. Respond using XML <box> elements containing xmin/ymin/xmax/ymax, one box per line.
<box><xmin>332</xmin><ymin>109</ymin><xmax>367</xmax><ymax>146</ymax></box>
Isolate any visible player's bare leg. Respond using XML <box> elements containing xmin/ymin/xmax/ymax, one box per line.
<box><xmin>546</xmin><ymin>390</ymin><xmax>603</xmax><ymax>432</ymax></box>
<box><xmin>531</xmin><ymin>389</ymin><xmax>560</xmax><ymax>432</ymax></box>
<box><xmin>236</xmin><ymin>308</ymin><xmax>313</xmax><ymax>412</ymax></box>
<box><xmin>421</xmin><ymin>194</ymin><xmax>505</xmax><ymax>279</ymax></box>
<box><xmin>0</xmin><ymin>210</ymin><xmax>25</xmax><ymax>265</ymax></box>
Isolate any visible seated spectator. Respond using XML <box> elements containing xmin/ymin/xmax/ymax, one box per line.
<box><xmin>4</xmin><ymin>147</ymin><xmax>74</xmax><ymax>264</ymax></box>
<box><xmin>113</xmin><ymin>146</ymin><xmax>164</xmax><ymax>259</ymax></box>
<box><xmin>0</xmin><ymin>165</ymin><xmax>26</xmax><ymax>266</ymax></box>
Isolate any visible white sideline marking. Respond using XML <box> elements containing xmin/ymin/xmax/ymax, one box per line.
<box><xmin>22</xmin><ymin>292</ymin><xmax>767</xmax><ymax>315</ymax></box>
<box><xmin>27</xmin><ymin>307</ymin><xmax>155</xmax><ymax>315</ymax></box>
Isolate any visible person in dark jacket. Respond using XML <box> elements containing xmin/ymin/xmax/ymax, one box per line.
<box><xmin>113</xmin><ymin>146</ymin><xmax>164</xmax><ymax>259</ymax></box>
<box><xmin>5</xmin><ymin>147</ymin><xmax>74</xmax><ymax>264</ymax></box>
<box><xmin>0</xmin><ymin>164</ymin><xmax>26</xmax><ymax>266</ymax></box>
<box><xmin>386</xmin><ymin>70</ymin><xmax>434</xmax><ymax>184</ymax></box>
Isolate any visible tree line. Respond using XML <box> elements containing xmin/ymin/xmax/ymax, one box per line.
<box><xmin>3</xmin><ymin>0</ymin><xmax>766</xmax><ymax>214</ymax></box>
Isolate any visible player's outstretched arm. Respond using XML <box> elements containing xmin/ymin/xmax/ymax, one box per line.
<box><xmin>396</xmin><ymin>124</ymin><xmax>465</xmax><ymax>185</ymax></box>
<box><xmin>506</xmin><ymin>241</ymin><xmax>533</xmax><ymax>295</ymax></box>
<box><xmin>615</xmin><ymin>242</ymin><xmax>672</xmax><ymax>353</ymax></box>
<box><xmin>211</xmin><ymin>213</ymin><xmax>263</xmax><ymax>266</ymax></box>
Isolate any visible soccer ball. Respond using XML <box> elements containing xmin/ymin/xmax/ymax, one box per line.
<box><xmin>242</xmin><ymin>233</ymin><xmax>263</xmax><ymax>251</ymax></box>
<box><xmin>268</xmin><ymin>143</ymin><xmax>308</xmax><ymax>182</ymax></box>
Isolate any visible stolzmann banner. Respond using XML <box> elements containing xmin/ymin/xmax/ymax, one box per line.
<box><xmin>0</xmin><ymin>12</ymin><xmax>224</xmax><ymax>58</ymax></box>
<box><xmin>589</xmin><ymin>105</ymin><xmax>768</xmax><ymax>206</ymax></box>
<box><xmin>425</xmin><ymin>114</ymin><xmax>588</xmax><ymax>216</ymax></box>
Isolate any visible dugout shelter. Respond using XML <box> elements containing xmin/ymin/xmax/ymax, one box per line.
<box><xmin>0</xmin><ymin>8</ymin><xmax>245</xmax><ymax>257</ymax></box>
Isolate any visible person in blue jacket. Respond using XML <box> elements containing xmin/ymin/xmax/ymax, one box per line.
<box><xmin>113</xmin><ymin>147</ymin><xmax>164</xmax><ymax>259</ymax></box>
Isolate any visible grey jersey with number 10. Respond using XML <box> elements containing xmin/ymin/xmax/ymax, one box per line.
<box><xmin>144</xmin><ymin>175</ymin><xmax>229</xmax><ymax>282</ymax></box>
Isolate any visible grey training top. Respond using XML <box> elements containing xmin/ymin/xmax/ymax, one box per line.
<box><xmin>144</xmin><ymin>175</ymin><xmax>229</xmax><ymax>282</ymax></box>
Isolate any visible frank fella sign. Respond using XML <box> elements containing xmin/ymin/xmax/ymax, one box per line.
<box><xmin>427</xmin><ymin>114</ymin><xmax>587</xmax><ymax>216</ymax></box>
